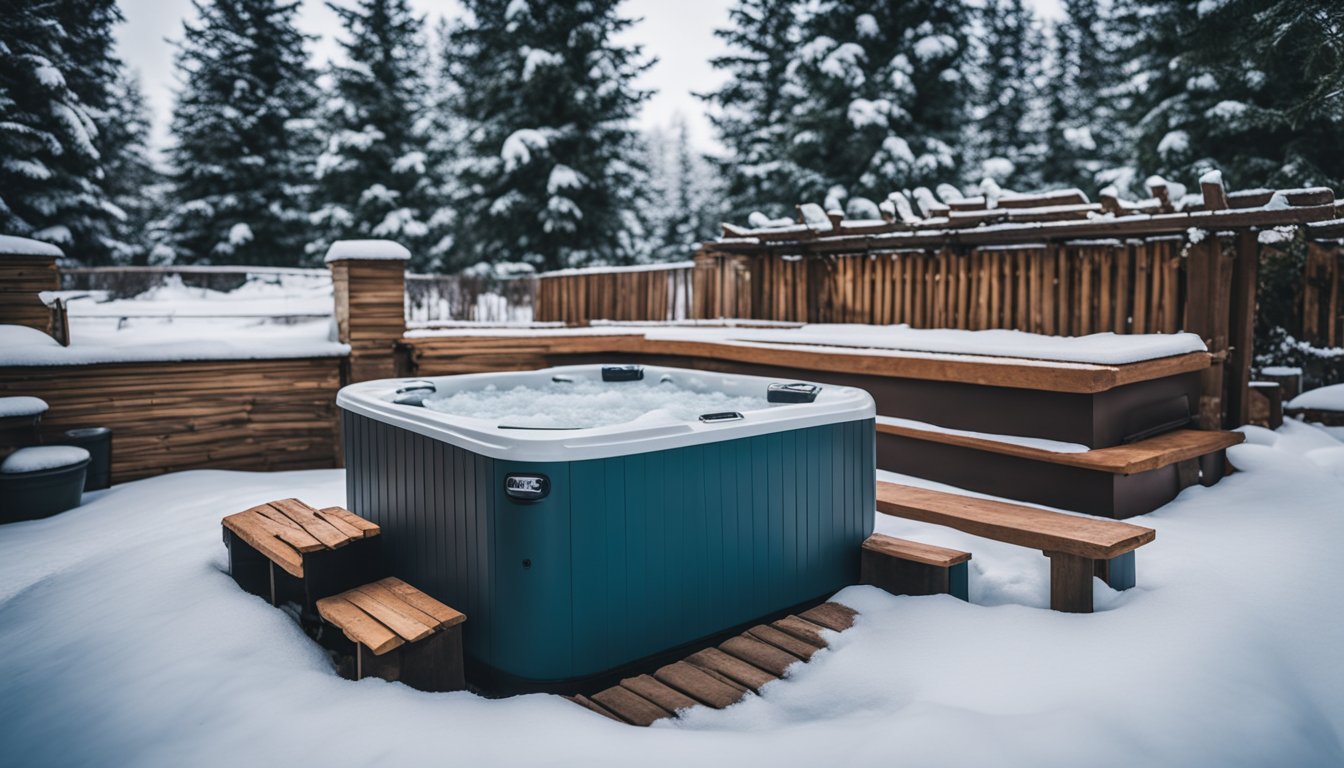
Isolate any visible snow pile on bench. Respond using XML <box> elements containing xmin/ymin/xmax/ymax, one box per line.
<box><xmin>422</xmin><ymin>380</ymin><xmax>768</xmax><ymax>429</ymax></box>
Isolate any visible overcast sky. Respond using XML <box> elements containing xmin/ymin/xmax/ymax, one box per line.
<box><xmin>115</xmin><ymin>0</ymin><xmax>1064</xmax><ymax>154</ymax></box>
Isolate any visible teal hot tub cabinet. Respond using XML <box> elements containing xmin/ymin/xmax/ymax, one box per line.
<box><xmin>337</xmin><ymin>364</ymin><xmax>875</xmax><ymax>691</ymax></box>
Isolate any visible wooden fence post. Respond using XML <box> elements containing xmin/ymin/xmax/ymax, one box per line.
<box><xmin>1183</xmin><ymin>234</ymin><xmax>1237</xmax><ymax>429</ymax></box>
<box><xmin>327</xmin><ymin>240</ymin><xmax>409</xmax><ymax>383</ymax></box>
<box><xmin>1225</xmin><ymin>231</ymin><xmax>1261</xmax><ymax>427</ymax></box>
<box><xmin>0</xmin><ymin>237</ymin><xmax>62</xmax><ymax>335</ymax></box>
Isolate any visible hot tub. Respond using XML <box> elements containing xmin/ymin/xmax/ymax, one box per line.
<box><xmin>337</xmin><ymin>364</ymin><xmax>875</xmax><ymax>691</ymax></box>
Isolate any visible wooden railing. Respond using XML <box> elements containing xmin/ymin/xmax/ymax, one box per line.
<box><xmin>534</xmin><ymin>261</ymin><xmax>695</xmax><ymax>324</ymax></box>
<box><xmin>404</xmin><ymin>272</ymin><xmax>536</xmax><ymax>324</ymax></box>
<box><xmin>1303</xmin><ymin>226</ymin><xmax>1344</xmax><ymax>348</ymax></box>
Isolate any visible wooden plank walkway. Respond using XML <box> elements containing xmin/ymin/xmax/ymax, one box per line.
<box><xmin>567</xmin><ymin>602</ymin><xmax>858</xmax><ymax>726</ymax></box>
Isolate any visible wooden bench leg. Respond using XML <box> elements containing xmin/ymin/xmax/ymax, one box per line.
<box><xmin>1047</xmin><ymin>552</ymin><xmax>1093</xmax><ymax>613</ymax></box>
<box><xmin>1094</xmin><ymin>551</ymin><xmax>1136</xmax><ymax>591</ymax></box>
<box><xmin>1199</xmin><ymin>449</ymin><xmax>1226</xmax><ymax>487</ymax></box>
<box><xmin>223</xmin><ymin>529</ymin><xmax>277</xmax><ymax>604</ymax></box>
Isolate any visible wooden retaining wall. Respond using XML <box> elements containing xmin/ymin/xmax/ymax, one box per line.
<box><xmin>0</xmin><ymin>357</ymin><xmax>344</xmax><ymax>483</ymax></box>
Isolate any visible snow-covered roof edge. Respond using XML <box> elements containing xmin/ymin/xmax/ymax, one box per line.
<box><xmin>0</xmin><ymin>235</ymin><xmax>64</xmax><ymax>258</ymax></box>
<box><xmin>323</xmin><ymin>239</ymin><xmax>411</xmax><ymax>264</ymax></box>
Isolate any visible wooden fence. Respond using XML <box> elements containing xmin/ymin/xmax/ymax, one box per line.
<box><xmin>405</xmin><ymin>272</ymin><xmax>537</xmax><ymax>324</ymax></box>
<box><xmin>534</xmin><ymin>262</ymin><xmax>694</xmax><ymax>324</ymax></box>
<box><xmin>1303</xmin><ymin>234</ymin><xmax>1344</xmax><ymax>347</ymax></box>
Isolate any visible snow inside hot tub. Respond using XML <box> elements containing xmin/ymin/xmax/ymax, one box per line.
<box><xmin>420</xmin><ymin>378</ymin><xmax>770</xmax><ymax>429</ymax></box>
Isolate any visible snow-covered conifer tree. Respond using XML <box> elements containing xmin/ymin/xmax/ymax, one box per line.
<box><xmin>99</xmin><ymin>69</ymin><xmax>163</xmax><ymax>264</ymax></box>
<box><xmin>156</xmin><ymin>0</ymin><xmax>320</xmax><ymax>265</ymax></box>
<box><xmin>0</xmin><ymin>0</ymin><xmax>125</xmax><ymax>260</ymax></box>
<box><xmin>966</xmin><ymin>0</ymin><xmax>1046</xmax><ymax>190</ymax></box>
<box><xmin>309</xmin><ymin>0</ymin><xmax>435</xmax><ymax>262</ymax></box>
<box><xmin>780</xmin><ymin>0</ymin><xmax>975</xmax><ymax>211</ymax></box>
<box><xmin>1039</xmin><ymin>0</ymin><xmax>1126</xmax><ymax>192</ymax></box>
<box><xmin>643</xmin><ymin>117</ymin><xmax>723</xmax><ymax>262</ymax></box>
<box><xmin>1117</xmin><ymin>0</ymin><xmax>1344</xmax><ymax>191</ymax></box>
<box><xmin>701</xmin><ymin>0</ymin><xmax>801</xmax><ymax>222</ymax></box>
<box><xmin>441</xmin><ymin>0</ymin><xmax>652</xmax><ymax>271</ymax></box>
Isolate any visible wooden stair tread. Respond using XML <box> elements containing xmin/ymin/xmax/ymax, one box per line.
<box><xmin>720</xmin><ymin>635</ymin><xmax>799</xmax><ymax>678</ymax></box>
<box><xmin>798</xmin><ymin>602</ymin><xmax>858</xmax><ymax>632</ymax></box>
<box><xmin>876</xmin><ymin>422</ymin><xmax>1243</xmax><ymax>474</ymax></box>
<box><xmin>876</xmin><ymin>482</ymin><xmax>1155</xmax><ymax>560</ymax></box>
<box><xmin>591</xmin><ymin>686</ymin><xmax>673</xmax><ymax>726</ymax></box>
<box><xmin>317</xmin><ymin>578</ymin><xmax>465</xmax><ymax>654</ymax></box>
<box><xmin>684</xmin><ymin>648</ymin><xmax>777</xmax><ymax>692</ymax></box>
<box><xmin>314</xmin><ymin>596</ymin><xmax>404</xmax><ymax>655</ymax></box>
<box><xmin>746</xmin><ymin>625</ymin><xmax>819</xmax><ymax>660</ymax></box>
<box><xmin>862</xmin><ymin>533</ymin><xmax>971</xmax><ymax>566</ymax></box>
<box><xmin>620</xmin><ymin>674</ymin><xmax>699</xmax><ymax>713</ymax></box>
<box><xmin>653</xmin><ymin>661</ymin><xmax>745</xmax><ymax>709</ymax></box>
<box><xmin>771</xmin><ymin>616</ymin><xmax>830</xmax><ymax>647</ymax></box>
<box><xmin>221</xmin><ymin>500</ymin><xmax>380</xmax><ymax>578</ymax></box>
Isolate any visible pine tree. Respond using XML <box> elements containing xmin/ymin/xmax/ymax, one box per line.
<box><xmin>0</xmin><ymin>0</ymin><xmax>124</xmax><ymax>260</ymax></box>
<box><xmin>1040</xmin><ymin>0</ymin><xmax>1126</xmax><ymax>192</ymax></box>
<box><xmin>780</xmin><ymin>1</ymin><xmax>976</xmax><ymax>211</ymax></box>
<box><xmin>310</xmin><ymin>0</ymin><xmax>436</xmax><ymax>262</ymax></box>
<box><xmin>1118</xmin><ymin>0</ymin><xmax>1344</xmax><ymax>191</ymax></box>
<box><xmin>441</xmin><ymin>0</ymin><xmax>652</xmax><ymax>272</ymax></box>
<box><xmin>99</xmin><ymin>70</ymin><xmax>163</xmax><ymax>264</ymax></box>
<box><xmin>643</xmin><ymin>117</ymin><xmax>722</xmax><ymax>262</ymax></box>
<box><xmin>701</xmin><ymin>0</ymin><xmax>801</xmax><ymax>222</ymax></box>
<box><xmin>156</xmin><ymin>0</ymin><xmax>321</xmax><ymax>265</ymax></box>
<box><xmin>966</xmin><ymin>0</ymin><xmax>1046</xmax><ymax>190</ymax></box>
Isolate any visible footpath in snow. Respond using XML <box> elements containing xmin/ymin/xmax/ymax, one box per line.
<box><xmin>0</xmin><ymin>423</ymin><xmax>1341</xmax><ymax>766</ymax></box>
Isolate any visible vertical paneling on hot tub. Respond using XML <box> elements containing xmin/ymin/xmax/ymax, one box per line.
<box><xmin>343</xmin><ymin>411</ymin><xmax>497</xmax><ymax>661</ymax></box>
<box><xmin>344</xmin><ymin>410</ymin><xmax>875</xmax><ymax>684</ymax></box>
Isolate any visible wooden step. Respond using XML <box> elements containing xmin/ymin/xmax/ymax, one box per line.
<box><xmin>876</xmin><ymin>482</ymin><xmax>1154</xmax><ymax>613</ymax></box>
<box><xmin>876</xmin><ymin>422</ymin><xmax>1241</xmax><ymax>518</ymax></box>
<box><xmin>571</xmin><ymin>602</ymin><xmax>858</xmax><ymax>726</ymax></box>
<box><xmin>876</xmin><ymin>421</ymin><xmax>1242</xmax><ymax>474</ymax></box>
<box><xmin>860</xmin><ymin>533</ymin><xmax>971</xmax><ymax>600</ymax></box>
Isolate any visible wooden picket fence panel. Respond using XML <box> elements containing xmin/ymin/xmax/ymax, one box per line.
<box><xmin>1303</xmin><ymin>241</ymin><xmax>1344</xmax><ymax>348</ymax></box>
<box><xmin>534</xmin><ymin>262</ymin><xmax>694</xmax><ymax>324</ymax></box>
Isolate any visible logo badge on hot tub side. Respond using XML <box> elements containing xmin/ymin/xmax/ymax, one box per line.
<box><xmin>505</xmin><ymin>473</ymin><xmax>549</xmax><ymax>501</ymax></box>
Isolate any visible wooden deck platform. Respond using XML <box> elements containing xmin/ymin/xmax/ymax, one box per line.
<box><xmin>567</xmin><ymin>602</ymin><xmax>858</xmax><ymax>725</ymax></box>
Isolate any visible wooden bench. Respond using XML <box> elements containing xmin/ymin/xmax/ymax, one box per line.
<box><xmin>876</xmin><ymin>482</ymin><xmax>1155</xmax><ymax>613</ymax></box>
<box><xmin>221</xmin><ymin>499</ymin><xmax>381</xmax><ymax>618</ymax></box>
<box><xmin>877</xmin><ymin>421</ymin><xmax>1243</xmax><ymax>518</ymax></box>
<box><xmin>317</xmin><ymin>577</ymin><xmax>467</xmax><ymax>692</ymax></box>
<box><xmin>861</xmin><ymin>533</ymin><xmax>971</xmax><ymax>601</ymax></box>
<box><xmin>570</xmin><ymin>602</ymin><xmax>858</xmax><ymax>725</ymax></box>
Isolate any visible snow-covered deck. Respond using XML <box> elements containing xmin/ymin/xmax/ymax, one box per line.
<box><xmin>1</xmin><ymin>423</ymin><xmax>1341</xmax><ymax>765</ymax></box>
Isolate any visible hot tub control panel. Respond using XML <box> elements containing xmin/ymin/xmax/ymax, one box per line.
<box><xmin>505</xmin><ymin>473</ymin><xmax>550</xmax><ymax>501</ymax></box>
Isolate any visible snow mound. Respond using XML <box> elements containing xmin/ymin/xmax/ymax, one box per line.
<box><xmin>0</xmin><ymin>235</ymin><xmax>63</xmax><ymax>258</ymax></box>
<box><xmin>422</xmin><ymin>379</ymin><xmax>768</xmax><ymax>429</ymax></box>
<box><xmin>323</xmin><ymin>239</ymin><xmax>411</xmax><ymax>263</ymax></box>
<box><xmin>0</xmin><ymin>445</ymin><xmax>89</xmax><ymax>474</ymax></box>
<box><xmin>0</xmin><ymin>396</ymin><xmax>49</xmax><ymax>418</ymax></box>
<box><xmin>1289</xmin><ymin>384</ymin><xmax>1344</xmax><ymax>412</ymax></box>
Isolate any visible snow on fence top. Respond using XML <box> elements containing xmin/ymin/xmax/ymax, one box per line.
<box><xmin>715</xmin><ymin>171</ymin><xmax>1342</xmax><ymax>252</ymax></box>
<box><xmin>0</xmin><ymin>235</ymin><xmax>64</xmax><ymax>258</ymax></box>
<box><xmin>537</xmin><ymin>260</ymin><xmax>695</xmax><ymax>278</ymax></box>
<box><xmin>323</xmin><ymin>239</ymin><xmax>411</xmax><ymax>263</ymax></box>
<box><xmin>0</xmin><ymin>323</ymin><xmax>349</xmax><ymax>367</ymax></box>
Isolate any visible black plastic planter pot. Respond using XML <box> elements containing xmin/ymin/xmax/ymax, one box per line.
<box><xmin>62</xmin><ymin>427</ymin><xmax>112</xmax><ymax>490</ymax></box>
<box><xmin>0</xmin><ymin>458</ymin><xmax>89</xmax><ymax>523</ymax></box>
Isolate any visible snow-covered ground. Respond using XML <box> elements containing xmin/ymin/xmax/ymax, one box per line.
<box><xmin>1</xmin><ymin>421</ymin><xmax>1342</xmax><ymax>766</ymax></box>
